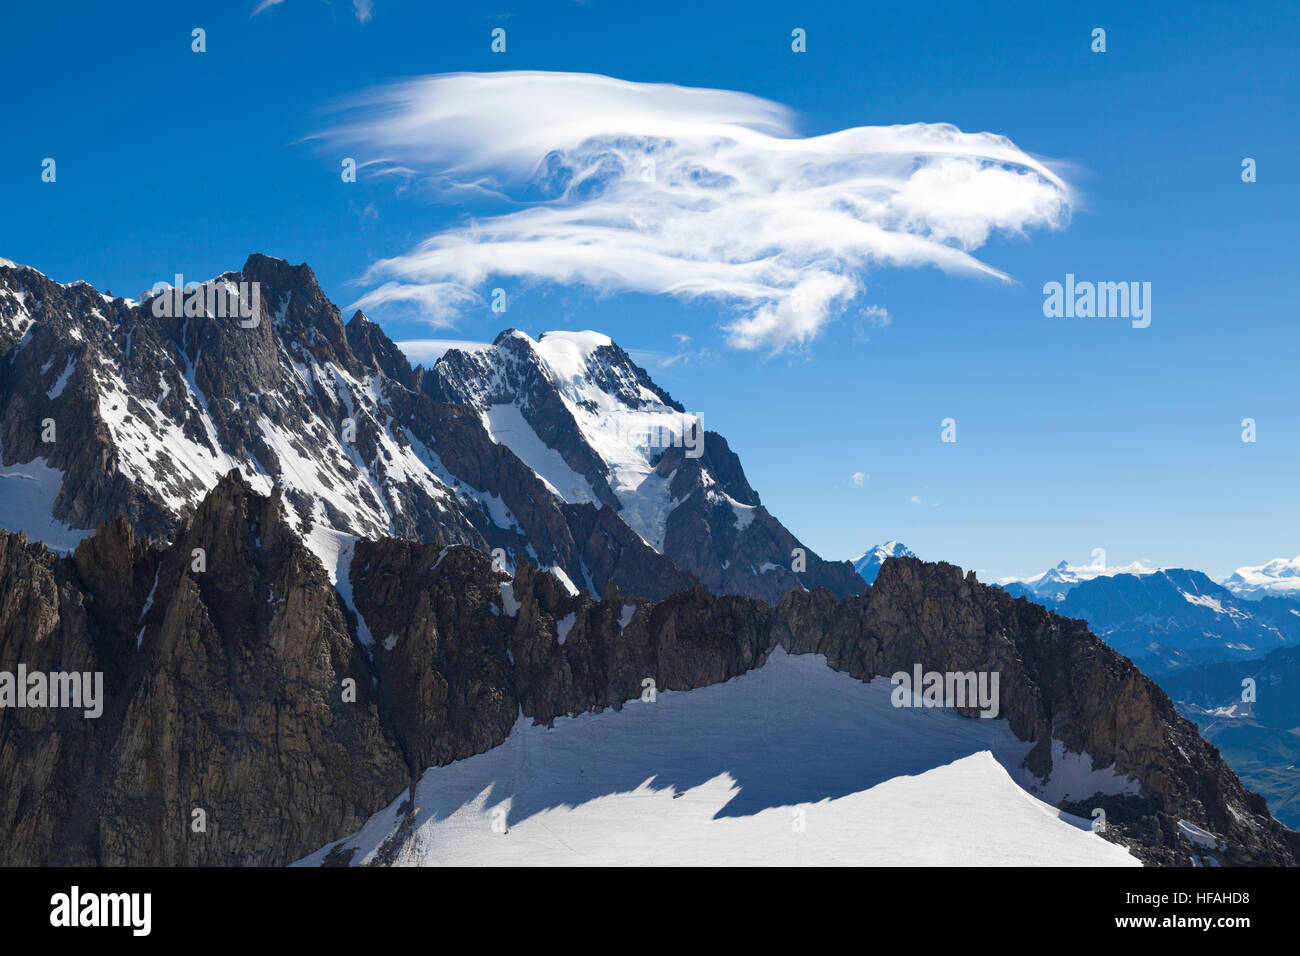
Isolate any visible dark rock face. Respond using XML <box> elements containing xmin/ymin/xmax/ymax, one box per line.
<box><xmin>347</xmin><ymin>538</ymin><xmax>519</xmax><ymax>774</ymax></box>
<box><xmin>0</xmin><ymin>473</ymin><xmax>409</xmax><ymax>866</ymax></box>
<box><xmin>560</xmin><ymin>502</ymin><xmax>698</xmax><ymax>600</ymax></box>
<box><xmin>5</xmin><ymin>478</ymin><xmax>1291</xmax><ymax>866</ymax></box>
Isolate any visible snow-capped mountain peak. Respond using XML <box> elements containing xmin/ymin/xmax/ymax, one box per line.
<box><xmin>852</xmin><ymin>540</ymin><xmax>916</xmax><ymax>584</ymax></box>
<box><xmin>427</xmin><ymin>325</ymin><xmax>862</xmax><ymax>601</ymax></box>
<box><xmin>1222</xmin><ymin>555</ymin><xmax>1300</xmax><ymax>601</ymax></box>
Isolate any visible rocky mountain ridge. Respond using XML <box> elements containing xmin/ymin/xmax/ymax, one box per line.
<box><xmin>2</xmin><ymin>474</ymin><xmax>1294</xmax><ymax>866</ymax></box>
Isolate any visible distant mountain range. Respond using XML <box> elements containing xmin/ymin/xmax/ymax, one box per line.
<box><xmin>999</xmin><ymin>559</ymin><xmax>1300</xmax><ymax>829</ymax></box>
<box><xmin>1002</xmin><ymin>555</ymin><xmax>1300</xmax><ymax>606</ymax></box>
<box><xmin>1155</xmin><ymin>646</ymin><xmax>1300</xmax><ymax>830</ymax></box>
<box><xmin>1000</xmin><ymin>566</ymin><xmax>1300</xmax><ymax>672</ymax></box>
<box><xmin>999</xmin><ymin>559</ymin><xmax>1159</xmax><ymax>604</ymax></box>
<box><xmin>1223</xmin><ymin>556</ymin><xmax>1300</xmax><ymax>601</ymax></box>
<box><xmin>854</xmin><ymin>549</ymin><xmax>1300</xmax><ymax>674</ymax></box>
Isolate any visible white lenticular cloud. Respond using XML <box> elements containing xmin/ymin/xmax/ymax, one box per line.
<box><xmin>323</xmin><ymin>71</ymin><xmax>1073</xmax><ymax>352</ymax></box>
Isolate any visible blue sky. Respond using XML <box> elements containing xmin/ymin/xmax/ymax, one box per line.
<box><xmin>2</xmin><ymin>0</ymin><xmax>1296</xmax><ymax>580</ymax></box>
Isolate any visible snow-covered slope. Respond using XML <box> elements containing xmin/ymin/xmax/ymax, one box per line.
<box><xmin>297</xmin><ymin>650</ymin><xmax>1138</xmax><ymax>867</ymax></box>
<box><xmin>1222</xmin><ymin>556</ymin><xmax>1300</xmax><ymax>601</ymax></box>
<box><xmin>0</xmin><ymin>451</ymin><xmax>94</xmax><ymax>553</ymax></box>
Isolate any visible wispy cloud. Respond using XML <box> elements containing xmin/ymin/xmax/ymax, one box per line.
<box><xmin>396</xmin><ymin>338</ymin><xmax>492</xmax><ymax>365</ymax></box>
<box><xmin>628</xmin><ymin>333</ymin><xmax>708</xmax><ymax>370</ymax></box>
<box><xmin>252</xmin><ymin>0</ymin><xmax>373</xmax><ymax>21</ymax></box>
<box><xmin>362</xmin><ymin>282</ymin><xmax>481</xmax><ymax>325</ymax></box>
<box><xmin>321</xmin><ymin>72</ymin><xmax>1073</xmax><ymax>351</ymax></box>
